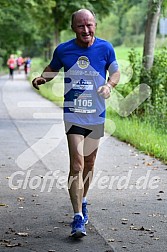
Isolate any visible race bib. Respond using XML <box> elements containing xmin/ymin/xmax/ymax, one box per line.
<box><xmin>70</xmin><ymin>78</ymin><xmax>96</xmax><ymax>114</ymax></box>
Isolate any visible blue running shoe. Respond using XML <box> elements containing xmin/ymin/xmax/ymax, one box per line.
<box><xmin>82</xmin><ymin>202</ymin><xmax>88</xmax><ymax>224</ymax></box>
<box><xmin>71</xmin><ymin>215</ymin><xmax>87</xmax><ymax>238</ymax></box>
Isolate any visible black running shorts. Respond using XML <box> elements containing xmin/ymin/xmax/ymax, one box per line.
<box><xmin>65</xmin><ymin>122</ymin><xmax>104</xmax><ymax>139</ymax></box>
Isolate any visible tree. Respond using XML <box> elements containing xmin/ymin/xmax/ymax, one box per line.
<box><xmin>0</xmin><ymin>0</ymin><xmax>117</xmax><ymax>63</ymax></box>
<box><xmin>0</xmin><ymin>0</ymin><xmax>55</xmax><ymax>62</ymax></box>
<box><xmin>142</xmin><ymin>0</ymin><xmax>163</xmax><ymax>70</ymax></box>
<box><xmin>113</xmin><ymin>0</ymin><xmax>143</xmax><ymax>37</ymax></box>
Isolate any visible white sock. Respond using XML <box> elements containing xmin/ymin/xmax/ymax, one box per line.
<box><xmin>82</xmin><ymin>197</ymin><xmax>87</xmax><ymax>203</ymax></box>
<box><xmin>74</xmin><ymin>212</ymin><xmax>84</xmax><ymax>219</ymax></box>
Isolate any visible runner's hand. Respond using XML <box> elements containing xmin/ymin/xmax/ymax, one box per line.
<box><xmin>32</xmin><ymin>77</ymin><xmax>46</xmax><ymax>90</ymax></box>
<box><xmin>97</xmin><ymin>85</ymin><xmax>110</xmax><ymax>99</ymax></box>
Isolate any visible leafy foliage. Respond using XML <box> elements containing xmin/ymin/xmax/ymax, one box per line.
<box><xmin>52</xmin><ymin>0</ymin><xmax>115</xmax><ymax>30</ymax></box>
<box><xmin>52</xmin><ymin>0</ymin><xmax>115</xmax><ymax>44</ymax></box>
<box><xmin>0</xmin><ymin>0</ymin><xmax>116</xmax><ymax>62</ymax></box>
<box><xmin>0</xmin><ymin>0</ymin><xmax>55</xmax><ymax>62</ymax></box>
<box><xmin>127</xmin><ymin>48</ymin><xmax>167</xmax><ymax>132</ymax></box>
<box><xmin>113</xmin><ymin>0</ymin><xmax>143</xmax><ymax>35</ymax></box>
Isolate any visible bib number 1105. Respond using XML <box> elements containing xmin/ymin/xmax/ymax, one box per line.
<box><xmin>74</xmin><ymin>99</ymin><xmax>92</xmax><ymax>107</ymax></box>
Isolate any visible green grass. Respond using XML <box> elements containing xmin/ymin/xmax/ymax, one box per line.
<box><xmin>105</xmin><ymin>111</ymin><xmax>167</xmax><ymax>164</ymax></box>
<box><xmin>38</xmin><ymin>80</ymin><xmax>64</xmax><ymax>107</ymax></box>
<box><xmin>115</xmin><ymin>46</ymin><xmax>142</xmax><ymax>61</ymax></box>
<box><xmin>29</xmin><ymin>57</ymin><xmax>64</xmax><ymax>107</ymax></box>
<box><xmin>0</xmin><ymin>66</ymin><xmax>9</xmax><ymax>75</ymax></box>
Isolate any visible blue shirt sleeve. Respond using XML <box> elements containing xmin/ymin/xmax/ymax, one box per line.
<box><xmin>105</xmin><ymin>42</ymin><xmax>118</xmax><ymax>72</ymax></box>
<box><xmin>49</xmin><ymin>45</ymin><xmax>63</xmax><ymax>71</ymax></box>
<box><xmin>108</xmin><ymin>60</ymin><xmax>119</xmax><ymax>75</ymax></box>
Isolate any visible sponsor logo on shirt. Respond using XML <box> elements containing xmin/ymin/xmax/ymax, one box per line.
<box><xmin>77</xmin><ymin>56</ymin><xmax>90</xmax><ymax>69</ymax></box>
<box><xmin>72</xmin><ymin>79</ymin><xmax>93</xmax><ymax>90</ymax></box>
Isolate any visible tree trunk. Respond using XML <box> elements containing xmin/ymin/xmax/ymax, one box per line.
<box><xmin>142</xmin><ymin>0</ymin><xmax>163</xmax><ymax>70</ymax></box>
<box><xmin>55</xmin><ymin>26</ymin><xmax>60</xmax><ymax>46</ymax></box>
<box><xmin>52</xmin><ymin>5</ymin><xmax>60</xmax><ymax>47</ymax></box>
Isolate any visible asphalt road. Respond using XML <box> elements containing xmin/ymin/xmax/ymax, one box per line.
<box><xmin>0</xmin><ymin>71</ymin><xmax>167</xmax><ymax>252</ymax></box>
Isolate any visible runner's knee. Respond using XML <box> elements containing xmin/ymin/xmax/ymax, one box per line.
<box><xmin>70</xmin><ymin>157</ymin><xmax>84</xmax><ymax>173</ymax></box>
<box><xmin>84</xmin><ymin>157</ymin><xmax>95</xmax><ymax>171</ymax></box>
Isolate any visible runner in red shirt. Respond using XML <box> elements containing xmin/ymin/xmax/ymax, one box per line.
<box><xmin>7</xmin><ymin>55</ymin><xmax>16</xmax><ymax>79</ymax></box>
<box><xmin>16</xmin><ymin>56</ymin><xmax>23</xmax><ymax>74</ymax></box>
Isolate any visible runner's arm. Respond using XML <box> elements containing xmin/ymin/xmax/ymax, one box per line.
<box><xmin>32</xmin><ymin>65</ymin><xmax>59</xmax><ymax>90</ymax></box>
<box><xmin>97</xmin><ymin>69</ymin><xmax>120</xmax><ymax>99</ymax></box>
<box><xmin>106</xmin><ymin>69</ymin><xmax>120</xmax><ymax>90</ymax></box>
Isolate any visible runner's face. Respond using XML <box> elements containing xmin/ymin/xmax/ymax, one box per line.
<box><xmin>72</xmin><ymin>12</ymin><xmax>96</xmax><ymax>47</ymax></box>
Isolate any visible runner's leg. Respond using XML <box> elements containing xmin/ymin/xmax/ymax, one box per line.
<box><xmin>83</xmin><ymin>137</ymin><xmax>100</xmax><ymax>197</ymax></box>
<box><xmin>67</xmin><ymin>134</ymin><xmax>84</xmax><ymax>213</ymax></box>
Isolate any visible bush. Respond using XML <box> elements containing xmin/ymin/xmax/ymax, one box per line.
<box><xmin>112</xmin><ymin>35</ymin><xmax>123</xmax><ymax>47</ymax></box>
<box><xmin>0</xmin><ymin>57</ymin><xmax>3</xmax><ymax>68</ymax></box>
<box><xmin>124</xmin><ymin>34</ymin><xmax>144</xmax><ymax>47</ymax></box>
<box><xmin>126</xmin><ymin>47</ymin><xmax>167</xmax><ymax>133</ymax></box>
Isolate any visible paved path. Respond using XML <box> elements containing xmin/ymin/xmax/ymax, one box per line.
<box><xmin>0</xmin><ymin>72</ymin><xmax>166</xmax><ymax>252</ymax></box>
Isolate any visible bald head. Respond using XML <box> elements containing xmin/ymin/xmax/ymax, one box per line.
<box><xmin>71</xmin><ymin>8</ymin><xmax>97</xmax><ymax>47</ymax></box>
<box><xmin>71</xmin><ymin>9</ymin><xmax>96</xmax><ymax>27</ymax></box>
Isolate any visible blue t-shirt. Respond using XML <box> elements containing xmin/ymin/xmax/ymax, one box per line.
<box><xmin>49</xmin><ymin>37</ymin><xmax>118</xmax><ymax>125</ymax></box>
